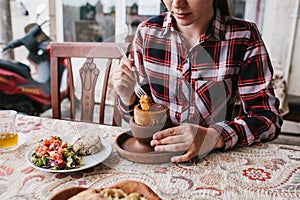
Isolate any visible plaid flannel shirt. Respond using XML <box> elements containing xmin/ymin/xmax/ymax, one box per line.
<box><xmin>118</xmin><ymin>9</ymin><xmax>282</xmax><ymax>150</ymax></box>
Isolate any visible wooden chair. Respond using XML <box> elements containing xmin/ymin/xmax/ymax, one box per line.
<box><xmin>50</xmin><ymin>42</ymin><xmax>131</xmax><ymax>126</ymax></box>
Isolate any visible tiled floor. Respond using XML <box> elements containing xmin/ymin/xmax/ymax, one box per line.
<box><xmin>40</xmin><ymin>99</ymin><xmax>300</xmax><ymax>146</ymax></box>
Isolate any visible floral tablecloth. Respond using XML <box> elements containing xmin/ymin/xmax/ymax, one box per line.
<box><xmin>0</xmin><ymin>114</ymin><xmax>300</xmax><ymax>200</ymax></box>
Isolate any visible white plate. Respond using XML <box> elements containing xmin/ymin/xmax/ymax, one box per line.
<box><xmin>25</xmin><ymin>135</ymin><xmax>112</xmax><ymax>173</ymax></box>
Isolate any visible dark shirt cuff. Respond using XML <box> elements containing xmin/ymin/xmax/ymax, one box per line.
<box><xmin>117</xmin><ymin>96</ymin><xmax>138</xmax><ymax>115</ymax></box>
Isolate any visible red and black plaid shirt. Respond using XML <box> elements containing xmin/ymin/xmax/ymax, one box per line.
<box><xmin>118</xmin><ymin>9</ymin><xmax>282</xmax><ymax>150</ymax></box>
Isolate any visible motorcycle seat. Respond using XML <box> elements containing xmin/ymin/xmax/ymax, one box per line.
<box><xmin>0</xmin><ymin>60</ymin><xmax>31</xmax><ymax>78</ymax></box>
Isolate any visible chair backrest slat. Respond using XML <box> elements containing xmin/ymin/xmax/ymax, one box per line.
<box><xmin>99</xmin><ymin>58</ymin><xmax>113</xmax><ymax>124</ymax></box>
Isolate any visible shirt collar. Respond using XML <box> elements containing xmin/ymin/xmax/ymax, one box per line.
<box><xmin>211</xmin><ymin>8</ymin><xmax>227</xmax><ymax>41</ymax></box>
<box><xmin>162</xmin><ymin>12</ymin><xmax>175</xmax><ymax>35</ymax></box>
<box><xmin>162</xmin><ymin>8</ymin><xmax>227</xmax><ymax>42</ymax></box>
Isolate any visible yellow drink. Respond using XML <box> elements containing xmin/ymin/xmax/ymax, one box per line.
<box><xmin>0</xmin><ymin>133</ymin><xmax>18</xmax><ymax>148</ymax></box>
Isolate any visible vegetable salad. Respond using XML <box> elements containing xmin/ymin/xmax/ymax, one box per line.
<box><xmin>31</xmin><ymin>136</ymin><xmax>82</xmax><ymax>170</ymax></box>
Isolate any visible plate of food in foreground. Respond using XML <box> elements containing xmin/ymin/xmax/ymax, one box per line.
<box><xmin>26</xmin><ymin>134</ymin><xmax>112</xmax><ymax>173</ymax></box>
<box><xmin>49</xmin><ymin>180</ymin><xmax>161</xmax><ymax>200</ymax></box>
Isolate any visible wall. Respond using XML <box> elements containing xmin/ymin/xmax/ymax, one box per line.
<box><xmin>263</xmin><ymin>0</ymin><xmax>300</xmax><ymax>97</ymax></box>
<box><xmin>289</xmin><ymin>4</ymin><xmax>300</xmax><ymax>96</ymax></box>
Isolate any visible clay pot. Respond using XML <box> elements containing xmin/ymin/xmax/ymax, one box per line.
<box><xmin>127</xmin><ymin>117</ymin><xmax>169</xmax><ymax>153</ymax></box>
<box><xmin>126</xmin><ymin>104</ymin><xmax>173</xmax><ymax>153</ymax></box>
<box><xmin>129</xmin><ymin>117</ymin><xmax>166</xmax><ymax>144</ymax></box>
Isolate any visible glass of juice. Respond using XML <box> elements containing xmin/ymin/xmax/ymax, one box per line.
<box><xmin>0</xmin><ymin>110</ymin><xmax>18</xmax><ymax>152</ymax></box>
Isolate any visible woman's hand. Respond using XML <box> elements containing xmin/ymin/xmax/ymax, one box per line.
<box><xmin>150</xmin><ymin>124</ymin><xmax>224</xmax><ymax>163</ymax></box>
<box><xmin>112</xmin><ymin>57</ymin><xmax>137</xmax><ymax>105</ymax></box>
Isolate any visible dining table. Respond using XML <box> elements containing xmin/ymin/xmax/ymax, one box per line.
<box><xmin>1</xmin><ymin>114</ymin><xmax>300</xmax><ymax>200</ymax></box>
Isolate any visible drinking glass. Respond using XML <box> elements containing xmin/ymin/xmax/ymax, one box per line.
<box><xmin>0</xmin><ymin>110</ymin><xmax>18</xmax><ymax>152</ymax></box>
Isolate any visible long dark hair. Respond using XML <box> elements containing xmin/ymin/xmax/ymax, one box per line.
<box><xmin>214</xmin><ymin>0</ymin><xmax>231</xmax><ymax>15</ymax></box>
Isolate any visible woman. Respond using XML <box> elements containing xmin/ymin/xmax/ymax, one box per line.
<box><xmin>112</xmin><ymin>0</ymin><xmax>282</xmax><ymax>163</ymax></box>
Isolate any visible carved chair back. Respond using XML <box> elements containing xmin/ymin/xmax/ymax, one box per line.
<box><xmin>50</xmin><ymin>42</ymin><xmax>131</xmax><ymax>126</ymax></box>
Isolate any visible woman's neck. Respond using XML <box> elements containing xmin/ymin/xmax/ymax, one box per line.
<box><xmin>176</xmin><ymin>11</ymin><xmax>214</xmax><ymax>46</ymax></box>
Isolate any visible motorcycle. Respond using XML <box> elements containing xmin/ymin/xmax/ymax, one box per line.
<box><xmin>0</xmin><ymin>13</ymin><xmax>68</xmax><ymax>115</ymax></box>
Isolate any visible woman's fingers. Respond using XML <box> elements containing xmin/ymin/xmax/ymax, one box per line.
<box><xmin>113</xmin><ymin>60</ymin><xmax>136</xmax><ymax>90</ymax></box>
<box><xmin>120</xmin><ymin>57</ymin><xmax>136</xmax><ymax>78</ymax></box>
<box><xmin>113</xmin><ymin>57</ymin><xmax>136</xmax><ymax>81</ymax></box>
<box><xmin>113</xmin><ymin>70</ymin><xmax>134</xmax><ymax>89</ymax></box>
<box><xmin>112</xmin><ymin>63</ymin><xmax>136</xmax><ymax>103</ymax></box>
<box><xmin>120</xmin><ymin>57</ymin><xmax>135</xmax><ymax>69</ymax></box>
<box><xmin>151</xmin><ymin>129</ymin><xmax>192</xmax><ymax>152</ymax></box>
<box><xmin>119</xmin><ymin>64</ymin><xmax>136</xmax><ymax>81</ymax></box>
<box><xmin>171</xmin><ymin>151</ymin><xmax>195</xmax><ymax>163</ymax></box>
<box><xmin>152</xmin><ymin>126</ymin><xmax>195</xmax><ymax>144</ymax></box>
<box><xmin>114</xmin><ymin>78</ymin><xmax>133</xmax><ymax>89</ymax></box>
<box><xmin>152</xmin><ymin>128</ymin><xmax>178</xmax><ymax>140</ymax></box>
<box><xmin>150</xmin><ymin>124</ymin><xmax>220</xmax><ymax>163</ymax></box>
<box><xmin>154</xmin><ymin>142</ymin><xmax>187</xmax><ymax>152</ymax></box>
<box><xmin>151</xmin><ymin>133</ymin><xmax>185</xmax><ymax>145</ymax></box>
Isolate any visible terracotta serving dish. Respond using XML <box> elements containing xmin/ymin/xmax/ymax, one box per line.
<box><xmin>49</xmin><ymin>187</ymin><xmax>87</xmax><ymax>200</ymax></box>
<box><xmin>49</xmin><ymin>180</ymin><xmax>161</xmax><ymax>200</ymax></box>
<box><xmin>114</xmin><ymin>130</ymin><xmax>181</xmax><ymax>163</ymax></box>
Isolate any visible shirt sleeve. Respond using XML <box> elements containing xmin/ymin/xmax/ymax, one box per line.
<box><xmin>116</xmin><ymin>96</ymin><xmax>138</xmax><ymax>123</ymax></box>
<box><xmin>116</xmin><ymin>26</ymin><xmax>144</xmax><ymax>122</ymax></box>
<box><xmin>212</xmin><ymin>23</ymin><xmax>283</xmax><ymax>150</ymax></box>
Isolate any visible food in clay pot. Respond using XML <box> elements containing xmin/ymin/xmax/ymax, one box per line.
<box><xmin>128</xmin><ymin>95</ymin><xmax>172</xmax><ymax>153</ymax></box>
<box><xmin>133</xmin><ymin>95</ymin><xmax>169</xmax><ymax>127</ymax></box>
